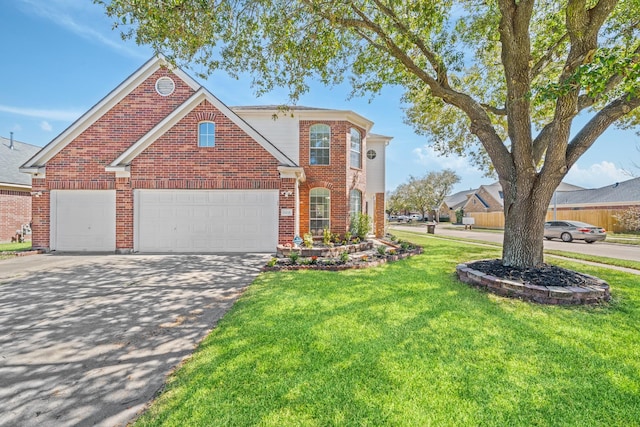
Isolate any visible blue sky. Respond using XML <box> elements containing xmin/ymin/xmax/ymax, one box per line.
<box><xmin>1</xmin><ymin>0</ymin><xmax>637</xmax><ymax>193</ymax></box>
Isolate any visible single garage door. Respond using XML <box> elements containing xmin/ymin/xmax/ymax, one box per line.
<box><xmin>50</xmin><ymin>190</ymin><xmax>116</xmax><ymax>251</ymax></box>
<box><xmin>135</xmin><ymin>189</ymin><xmax>279</xmax><ymax>252</ymax></box>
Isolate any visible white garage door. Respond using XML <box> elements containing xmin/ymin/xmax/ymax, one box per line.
<box><xmin>50</xmin><ymin>190</ymin><xmax>116</xmax><ymax>251</ymax></box>
<box><xmin>135</xmin><ymin>190</ymin><xmax>279</xmax><ymax>252</ymax></box>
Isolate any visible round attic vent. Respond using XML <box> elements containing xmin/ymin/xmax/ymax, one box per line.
<box><xmin>155</xmin><ymin>77</ymin><xmax>175</xmax><ymax>96</ymax></box>
<box><xmin>367</xmin><ymin>149</ymin><xmax>377</xmax><ymax>160</ymax></box>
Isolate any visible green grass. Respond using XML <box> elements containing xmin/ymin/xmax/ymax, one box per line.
<box><xmin>0</xmin><ymin>242</ymin><xmax>32</xmax><ymax>252</ymax></box>
<box><xmin>396</xmin><ymin>229</ymin><xmax>640</xmax><ymax>271</ymax></box>
<box><xmin>135</xmin><ymin>236</ymin><xmax>640</xmax><ymax>426</ymax></box>
<box><xmin>0</xmin><ymin>242</ymin><xmax>32</xmax><ymax>259</ymax></box>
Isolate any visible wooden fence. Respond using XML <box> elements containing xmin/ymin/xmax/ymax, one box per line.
<box><xmin>467</xmin><ymin>208</ymin><xmax>631</xmax><ymax>232</ymax></box>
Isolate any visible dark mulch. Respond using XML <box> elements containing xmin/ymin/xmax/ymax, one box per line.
<box><xmin>468</xmin><ymin>259</ymin><xmax>594</xmax><ymax>288</ymax></box>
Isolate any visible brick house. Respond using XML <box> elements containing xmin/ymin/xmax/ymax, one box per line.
<box><xmin>0</xmin><ymin>135</ymin><xmax>40</xmax><ymax>242</ymax></box>
<box><xmin>20</xmin><ymin>55</ymin><xmax>390</xmax><ymax>253</ymax></box>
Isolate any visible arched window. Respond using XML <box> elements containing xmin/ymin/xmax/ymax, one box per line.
<box><xmin>198</xmin><ymin>122</ymin><xmax>215</xmax><ymax>147</ymax></box>
<box><xmin>310</xmin><ymin>124</ymin><xmax>330</xmax><ymax>165</ymax></box>
<box><xmin>310</xmin><ymin>188</ymin><xmax>330</xmax><ymax>234</ymax></box>
<box><xmin>350</xmin><ymin>128</ymin><xmax>361</xmax><ymax>168</ymax></box>
<box><xmin>350</xmin><ymin>189</ymin><xmax>362</xmax><ymax>218</ymax></box>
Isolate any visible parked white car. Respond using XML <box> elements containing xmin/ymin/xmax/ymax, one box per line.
<box><xmin>409</xmin><ymin>214</ymin><xmax>423</xmax><ymax>221</ymax></box>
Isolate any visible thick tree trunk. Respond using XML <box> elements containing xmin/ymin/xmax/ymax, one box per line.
<box><xmin>501</xmin><ymin>180</ymin><xmax>557</xmax><ymax>268</ymax></box>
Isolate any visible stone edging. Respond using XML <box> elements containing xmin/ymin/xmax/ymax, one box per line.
<box><xmin>262</xmin><ymin>247</ymin><xmax>423</xmax><ymax>272</ymax></box>
<box><xmin>456</xmin><ymin>262</ymin><xmax>610</xmax><ymax>305</ymax></box>
<box><xmin>4</xmin><ymin>249</ymin><xmax>44</xmax><ymax>257</ymax></box>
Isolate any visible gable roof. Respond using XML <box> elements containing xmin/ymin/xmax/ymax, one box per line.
<box><xmin>443</xmin><ymin>188</ymin><xmax>476</xmax><ymax>210</ymax></box>
<box><xmin>0</xmin><ymin>136</ymin><xmax>40</xmax><ymax>187</ymax></box>
<box><xmin>555</xmin><ymin>177</ymin><xmax>640</xmax><ymax>206</ymax></box>
<box><xmin>107</xmin><ymin>88</ymin><xmax>297</xmax><ymax>170</ymax></box>
<box><xmin>20</xmin><ymin>55</ymin><xmax>200</xmax><ymax>173</ymax></box>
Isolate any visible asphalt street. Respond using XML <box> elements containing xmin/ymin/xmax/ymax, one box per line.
<box><xmin>391</xmin><ymin>224</ymin><xmax>639</xmax><ymax>262</ymax></box>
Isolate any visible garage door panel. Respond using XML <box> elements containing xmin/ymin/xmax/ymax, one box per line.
<box><xmin>135</xmin><ymin>190</ymin><xmax>278</xmax><ymax>253</ymax></box>
<box><xmin>51</xmin><ymin>190</ymin><xmax>116</xmax><ymax>252</ymax></box>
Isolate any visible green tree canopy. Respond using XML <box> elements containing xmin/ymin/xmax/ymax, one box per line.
<box><xmin>100</xmin><ymin>0</ymin><xmax>640</xmax><ymax>267</ymax></box>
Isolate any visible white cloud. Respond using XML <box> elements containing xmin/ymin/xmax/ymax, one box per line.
<box><xmin>0</xmin><ymin>104</ymin><xmax>81</xmax><ymax>121</ymax></box>
<box><xmin>565</xmin><ymin>161</ymin><xmax>631</xmax><ymax>189</ymax></box>
<box><xmin>11</xmin><ymin>124</ymin><xmax>23</xmax><ymax>132</ymax></box>
<box><xmin>19</xmin><ymin>0</ymin><xmax>147</xmax><ymax>59</ymax></box>
<box><xmin>412</xmin><ymin>145</ymin><xmax>476</xmax><ymax>172</ymax></box>
<box><xmin>40</xmin><ymin>121</ymin><xmax>52</xmax><ymax>131</ymax></box>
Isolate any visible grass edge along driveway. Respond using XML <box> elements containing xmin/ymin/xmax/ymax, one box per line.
<box><xmin>135</xmin><ymin>234</ymin><xmax>640</xmax><ymax>426</ymax></box>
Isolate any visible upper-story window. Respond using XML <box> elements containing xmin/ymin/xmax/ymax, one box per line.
<box><xmin>199</xmin><ymin>122</ymin><xmax>215</xmax><ymax>147</ymax></box>
<box><xmin>350</xmin><ymin>128</ymin><xmax>362</xmax><ymax>169</ymax></box>
<box><xmin>310</xmin><ymin>124</ymin><xmax>330</xmax><ymax>165</ymax></box>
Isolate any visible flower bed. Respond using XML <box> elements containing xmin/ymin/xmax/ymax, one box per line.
<box><xmin>264</xmin><ymin>239</ymin><xmax>422</xmax><ymax>271</ymax></box>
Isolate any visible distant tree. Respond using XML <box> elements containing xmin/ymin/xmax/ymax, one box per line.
<box><xmin>100</xmin><ymin>1</ymin><xmax>640</xmax><ymax>267</ymax></box>
<box><xmin>400</xmin><ymin>170</ymin><xmax>460</xmax><ymax>220</ymax></box>
<box><xmin>385</xmin><ymin>190</ymin><xmax>409</xmax><ymax>216</ymax></box>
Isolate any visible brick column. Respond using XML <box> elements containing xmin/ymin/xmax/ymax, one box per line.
<box><xmin>115</xmin><ymin>177</ymin><xmax>134</xmax><ymax>253</ymax></box>
<box><xmin>278</xmin><ymin>178</ymin><xmax>296</xmax><ymax>246</ymax></box>
<box><xmin>375</xmin><ymin>192</ymin><xmax>385</xmax><ymax>238</ymax></box>
<box><xmin>30</xmin><ymin>178</ymin><xmax>50</xmax><ymax>250</ymax></box>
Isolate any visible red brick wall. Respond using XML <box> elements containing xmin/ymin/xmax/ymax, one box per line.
<box><xmin>31</xmin><ymin>178</ymin><xmax>48</xmax><ymax>249</ymax></box>
<box><xmin>375</xmin><ymin>192</ymin><xmax>385</xmax><ymax>238</ymax></box>
<box><xmin>33</xmin><ymin>69</ymin><xmax>193</xmax><ymax>250</ymax></box>
<box><xmin>299</xmin><ymin>121</ymin><xmax>366</xmax><ymax>237</ymax></box>
<box><xmin>33</xmin><ymin>79</ymin><xmax>289</xmax><ymax>250</ymax></box>
<box><xmin>0</xmin><ymin>190</ymin><xmax>32</xmax><ymax>242</ymax></box>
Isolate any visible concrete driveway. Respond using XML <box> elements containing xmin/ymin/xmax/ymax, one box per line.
<box><xmin>0</xmin><ymin>253</ymin><xmax>269</xmax><ymax>427</ymax></box>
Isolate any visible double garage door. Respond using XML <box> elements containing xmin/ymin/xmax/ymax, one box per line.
<box><xmin>50</xmin><ymin>189</ymin><xmax>278</xmax><ymax>252</ymax></box>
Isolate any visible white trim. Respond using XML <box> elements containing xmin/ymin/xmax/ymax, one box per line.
<box><xmin>277</xmin><ymin>166</ymin><xmax>306</xmax><ymax>181</ymax></box>
<box><xmin>109</xmin><ymin>88</ymin><xmax>297</xmax><ymax>168</ymax></box>
<box><xmin>21</xmin><ymin>55</ymin><xmax>200</xmax><ymax>169</ymax></box>
<box><xmin>231</xmin><ymin>108</ymin><xmax>375</xmax><ymax>132</ymax></box>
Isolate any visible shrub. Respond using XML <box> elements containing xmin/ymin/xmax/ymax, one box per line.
<box><xmin>322</xmin><ymin>227</ymin><xmax>331</xmax><ymax>245</ymax></box>
<box><xmin>289</xmin><ymin>251</ymin><xmax>300</xmax><ymax>264</ymax></box>
<box><xmin>377</xmin><ymin>245</ymin><xmax>387</xmax><ymax>256</ymax></box>
<box><xmin>613</xmin><ymin>207</ymin><xmax>640</xmax><ymax>232</ymax></box>
<box><xmin>455</xmin><ymin>209</ymin><xmax>464</xmax><ymax>224</ymax></box>
<box><xmin>303</xmin><ymin>233</ymin><xmax>314</xmax><ymax>248</ymax></box>
<box><xmin>344</xmin><ymin>231</ymin><xmax>352</xmax><ymax>242</ymax></box>
<box><xmin>350</xmin><ymin>212</ymin><xmax>372</xmax><ymax>239</ymax></box>
<box><xmin>266</xmin><ymin>257</ymin><xmax>278</xmax><ymax>267</ymax></box>
<box><xmin>340</xmin><ymin>251</ymin><xmax>350</xmax><ymax>263</ymax></box>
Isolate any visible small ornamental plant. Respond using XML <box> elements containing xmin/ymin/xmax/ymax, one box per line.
<box><xmin>303</xmin><ymin>233</ymin><xmax>314</xmax><ymax>248</ymax></box>
<box><xmin>340</xmin><ymin>251</ymin><xmax>350</xmax><ymax>263</ymax></box>
<box><xmin>388</xmin><ymin>249</ymin><xmax>397</xmax><ymax>256</ymax></box>
<box><xmin>267</xmin><ymin>257</ymin><xmax>278</xmax><ymax>267</ymax></box>
<box><xmin>310</xmin><ymin>256</ymin><xmax>318</xmax><ymax>264</ymax></box>
<box><xmin>322</xmin><ymin>228</ymin><xmax>331</xmax><ymax>246</ymax></box>
<box><xmin>361</xmin><ymin>255</ymin><xmax>369</xmax><ymax>262</ymax></box>
<box><xmin>289</xmin><ymin>251</ymin><xmax>300</xmax><ymax>264</ymax></box>
<box><xmin>377</xmin><ymin>246</ymin><xmax>387</xmax><ymax>256</ymax></box>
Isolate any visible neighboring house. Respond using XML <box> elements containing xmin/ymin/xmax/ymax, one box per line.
<box><xmin>459</xmin><ymin>181</ymin><xmax>584</xmax><ymax>214</ymax></box>
<box><xmin>439</xmin><ymin>188</ymin><xmax>477</xmax><ymax>219</ymax></box>
<box><xmin>552</xmin><ymin>177</ymin><xmax>640</xmax><ymax>209</ymax></box>
<box><xmin>549</xmin><ymin>177</ymin><xmax>640</xmax><ymax>231</ymax></box>
<box><xmin>20</xmin><ymin>55</ymin><xmax>390</xmax><ymax>253</ymax></box>
<box><xmin>0</xmin><ymin>135</ymin><xmax>40</xmax><ymax>242</ymax></box>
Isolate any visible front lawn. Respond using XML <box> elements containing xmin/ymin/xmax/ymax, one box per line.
<box><xmin>136</xmin><ymin>235</ymin><xmax>640</xmax><ymax>426</ymax></box>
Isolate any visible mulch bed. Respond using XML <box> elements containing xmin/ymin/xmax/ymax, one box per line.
<box><xmin>467</xmin><ymin>259</ymin><xmax>596</xmax><ymax>288</ymax></box>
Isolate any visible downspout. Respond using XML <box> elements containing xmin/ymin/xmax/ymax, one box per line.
<box><xmin>295</xmin><ymin>178</ymin><xmax>300</xmax><ymax>238</ymax></box>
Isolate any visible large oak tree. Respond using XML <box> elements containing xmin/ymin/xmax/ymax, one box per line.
<box><xmin>100</xmin><ymin>0</ymin><xmax>640</xmax><ymax>267</ymax></box>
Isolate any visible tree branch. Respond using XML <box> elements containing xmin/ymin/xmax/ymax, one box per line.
<box><xmin>530</xmin><ymin>33</ymin><xmax>569</xmax><ymax>79</ymax></box>
<box><xmin>567</xmin><ymin>93</ymin><xmax>640</xmax><ymax>167</ymax></box>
